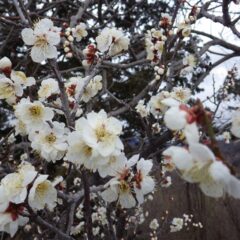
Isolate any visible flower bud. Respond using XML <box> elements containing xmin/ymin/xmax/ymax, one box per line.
<box><xmin>67</xmin><ymin>35</ymin><xmax>74</xmax><ymax>42</ymax></box>
<box><xmin>64</xmin><ymin>47</ymin><xmax>70</xmax><ymax>53</ymax></box>
<box><xmin>66</xmin><ymin>52</ymin><xmax>73</xmax><ymax>58</ymax></box>
<box><xmin>0</xmin><ymin>57</ymin><xmax>12</xmax><ymax>70</ymax></box>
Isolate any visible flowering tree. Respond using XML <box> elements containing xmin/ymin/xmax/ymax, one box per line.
<box><xmin>1</xmin><ymin>0</ymin><xmax>240</xmax><ymax>239</ymax></box>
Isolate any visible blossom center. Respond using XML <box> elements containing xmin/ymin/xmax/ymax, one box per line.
<box><xmin>5</xmin><ymin>203</ymin><xmax>24</xmax><ymax>221</ymax></box>
<box><xmin>119</xmin><ymin>180</ymin><xmax>130</xmax><ymax>193</ymax></box>
<box><xmin>108</xmin><ymin>156</ymin><xmax>117</xmax><ymax>164</ymax></box>
<box><xmin>35</xmin><ymin>35</ymin><xmax>48</xmax><ymax>48</ymax></box>
<box><xmin>175</xmin><ymin>91</ymin><xmax>185</xmax><ymax>100</ymax></box>
<box><xmin>36</xmin><ymin>182</ymin><xmax>49</xmax><ymax>198</ymax></box>
<box><xmin>67</xmin><ymin>84</ymin><xmax>77</xmax><ymax>96</ymax></box>
<box><xmin>134</xmin><ymin>171</ymin><xmax>143</xmax><ymax>189</ymax></box>
<box><xmin>95</xmin><ymin>124</ymin><xmax>110</xmax><ymax>142</ymax></box>
<box><xmin>45</xmin><ymin>133</ymin><xmax>57</xmax><ymax>144</ymax></box>
<box><xmin>82</xmin><ymin>145</ymin><xmax>92</xmax><ymax>156</ymax></box>
<box><xmin>29</xmin><ymin>105</ymin><xmax>43</xmax><ymax>118</ymax></box>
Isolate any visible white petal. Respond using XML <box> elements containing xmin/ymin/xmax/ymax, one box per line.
<box><xmin>9</xmin><ymin>221</ymin><xmax>19</xmax><ymax>237</ymax></box>
<box><xmin>21</xmin><ymin>28</ymin><xmax>35</xmax><ymax>45</ymax></box>
<box><xmin>189</xmin><ymin>143</ymin><xmax>215</xmax><ymax>164</ymax></box>
<box><xmin>34</xmin><ymin>19</ymin><xmax>53</xmax><ymax>35</ymax></box>
<box><xmin>183</xmin><ymin>123</ymin><xmax>199</xmax><ymax>144</ymax></box>
<box><xmin>46</xmin><ymin>31</ymin><xmax>60</xmax><ymax>45</ymax></box>
<box><xmin>141</xmin><ymin>176</ymin><xmax>155</xmax><ymax>194</ymax></box>
<box><xmin>119</xmin><ymin>192</ymin><xmax>136</xmax><ymax>208</ymax></box>
<box><xmin>101</xmin><ymin>187</ymin><xmax>118</xmax><ymax>203</ymax></box>
<box><xmin>127</xmin><ymin>154</ymin><xmax>139</xmax><ymax>167</ymax></box>
<box><xmin>164</xmin><ymin>107</ymin><xmax>187</xmax><ymax>130</ymax></box>
<box><xmin>31</xmin><ymin>46</ymin><xmax>46</xmax><ymax>63</ymax></box>
<box><xmin>134</xmin><ymin>188</ymin><xmax>144</xmax><ymax>204</ymax></box>
<box><xmin>161</xmin><ymin>98</ymin><xmax>180</xmax><ymax>107</ymax></box>
<box><xmin>45</xmin><ymin>45</ymin><xmax>58</xmax><ymax>59</ymax></box>
<box><xmin>209</xmin><ymin>161</ymin><xmax>231</xmax><ymax>183</ymax></box>
<box><xmin>163</xmin><ymin>146</ymin><xmax>193</xmax><ymax>171</ymax></box>
<box><xmin>199</xmin><ymin>181</ymin><xmax>224</xmax><ymax>198</ymax></box>
<box><xmin>137</xmin><ymin>159</ymin><xmax>153</xmax><ymax>175</ymax></box>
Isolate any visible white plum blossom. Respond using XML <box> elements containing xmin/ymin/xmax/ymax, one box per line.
<box><xmin>0</xmin><ymin>203</ymin><xmax>29</xmax><ymax>237</ymax></box>
<box><xmin>0</xmin><ymin>57</ymin><xmax>12</xmax><ymax>73</ymax></box>
<box><xmin>0</xmin><ymin>163</ymin><xmax>59</xmax><ymax>237</ymax></box>
<box><xmin>67</xmin><ymin>129</ymin><xmax>126</xmax><ymax>176</ymax></box>
<box><xmin>29</xmin><ymin>121</ymin><xmax>68</xmax><ymax>162</ymax></box>
<box><xmin>28</xmin><ymin>174</ymin><xmax>57</xmax><ymax>211</ymax></box>
<box><xmin>135</xmin><ymin>100</ymin><xmax>149</xmax><ymax>118</ymax></box>
<box><xmin>102</xmin><ymin>155</ymin><xmax>155</xmax><ymax>208</ymax></box>
<box><xmin>133</xmin><ymin>158</ymin><xmax>155</xmax><ymax>204</ymax></box>
<box><xmin>170</xmin><ymin>217</ymin><xmax>184</xmax><ymax>232</ymax></box>
<box><xmin>171</xmin><ymin>87</ymin><xmax>191</xmax><ymax>103</ymax></box>
<box><xmin>76</xmin><ymin>110</ymin><xmax>123</xmax><ymax>157</ymax></box>
<box><xmin>0</xmin><ymin>75</ymin><xmax>23</xmax><ymax>104</ymax></box>
<box><xmin>181</xmin><ymin>54</ymin><xmax>197</xmax><ymax>75</ymax></box>
<box><xmin>101</xmin><ymin>175</ymin><xmax>136</xmax><ymax>209</ymax></box>
<box><xmin>66</xmin><ymin>131</ymin><xmax>100</xmax><ymax>171</ymax></box>
<box><xmin>74</xmin><ymin>75</ymin><xmax>103</xmax><ymax>102</ymax></box>
<box><xmin>15</xmin><ymin>98</ymin><xmax>54</xmax><ymax>131</ymax></box>
<box><xmin>21</xmin><ymin>18</ymin><xmax>60</xmax><ymax>63</ymax></box>
<box><xmin>38</xmin><ymin>78</ymin><xmax>60</xmax><ymax>100</ymax></box>
<box><xmin>177</xmin><ymin>22</ymin><xmax>191</xmax><ymax>37</ymax></box>
<box><xmin>149</xmin><ymin>218</ymin><xmax>159</xmax><ymax>230</ymax></box>
<box><xmin>96</xmin><ymin>28</ymin><xmax>129</xmax><ymax>56</ymax></box>
<box><xmin>230</xmin><ymin>109</ymin><xmax>240</xmax><ymax>138</ymax></box>
<box><xmin>67</xmin><ymin>75</ymin><xmax>102</xmax><ymax>102</ymax></box>
<box><xmin>11</xmin><ymin>71</ymin><xmax>36</xmax><ymax>87</ymax></box>
<box><xmin>148</xmin><ymin>91</ymin><xmax>170</xmax><ymax>116</ymax></box>
<box><xmin>0</xmin><ymin>163</ymin><xmax>37</xmax><ymax>204</ymax></box>
<box><xmin>72</xmin><ymin>23</ymin><xmax>88</xmax><ymax>41</ymax></box>
<box><xmin>98</xmin><ymin>153</ymin><xmax>127</xmax><ymax>178</ymax></box>
<box><xmin>183</xmin><ymin>54</ymin><xmax>196</xmax><ymax>68</ymax></box>
<box><xmin>163</xmin><ymin>143</ymin><xmax>240</xmax><ymax>198</ymax></box>
<box><xmin>162</xmin><ymin>98</ymin><xmax>194</xmax><ymax>131</ymax></box>
<box><xmin>101</xmin><ymin>155</ymin><xmax>139</xmax><ymax>208</ymax></box>
<box><xmin>145</xmin><ymin>29</ymin><xmax>166</xmax><ymax>62</ymax></box>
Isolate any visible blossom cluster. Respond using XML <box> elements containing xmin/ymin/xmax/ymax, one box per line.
<box><xmin>162</xmin><ymin>98</ymin><xmax>240</xmax><ymax>199</ymax></box>
<box><xmin>0</xmin><ymin>57</ymin><xmax>35</xmax><ymax>104</ymax></box>
<box><xmin>0</xmin><ymin>163</ymin><xmax>59</xmax><ymax>237</ymax></box>
<box><xmin>0</xmin><ymin>3</ymin><xmax>240</xmax><ymax>238</ymax></box>
<box><xmin>135</xmin><ymin>86</ymin><xmax>191</xmax><ymax>118</ymax></box>
<box><xmin>101</xmin><ymin>155</ymin><xmax>155</xmax><ymax>208</ymax></box>
<box><xmin>0</xmin><ymin>21</ymin><xmax>154</xmax><ymax>218</ymax></box>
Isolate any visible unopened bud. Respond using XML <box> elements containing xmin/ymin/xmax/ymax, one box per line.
<box><xmin>0</xmin><ymin>57</ymin><xmax>12</xmax><ymax>70</ymax></box>
<box><xmin>65</xmin><ymin>31</ymin><xmax>71</xmax><ymax>37</ymax></box>
<box><xmin>67</xmin><ymin>35</ymin><xmax>74</xmax><ymax>42</ymax></box>
<box><xmin>66</xmin><ymin>52</ymin><xmax>73</xmax><ymax>58</ymax></box>
<box><xmin>64</xmin><ymin>40</ymin><xmax>70</xmax><ymax>46</ymax></box>
<box><xmin>64</xmin><ymin>47</ymin><xmax>70</xmax><ymax>53</ymax></box>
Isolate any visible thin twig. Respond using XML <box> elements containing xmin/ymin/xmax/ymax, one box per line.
<box><xmin>12</xmin><ymin>0</ymin><xmax>28</xmax><ymax>25</ymax></box>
